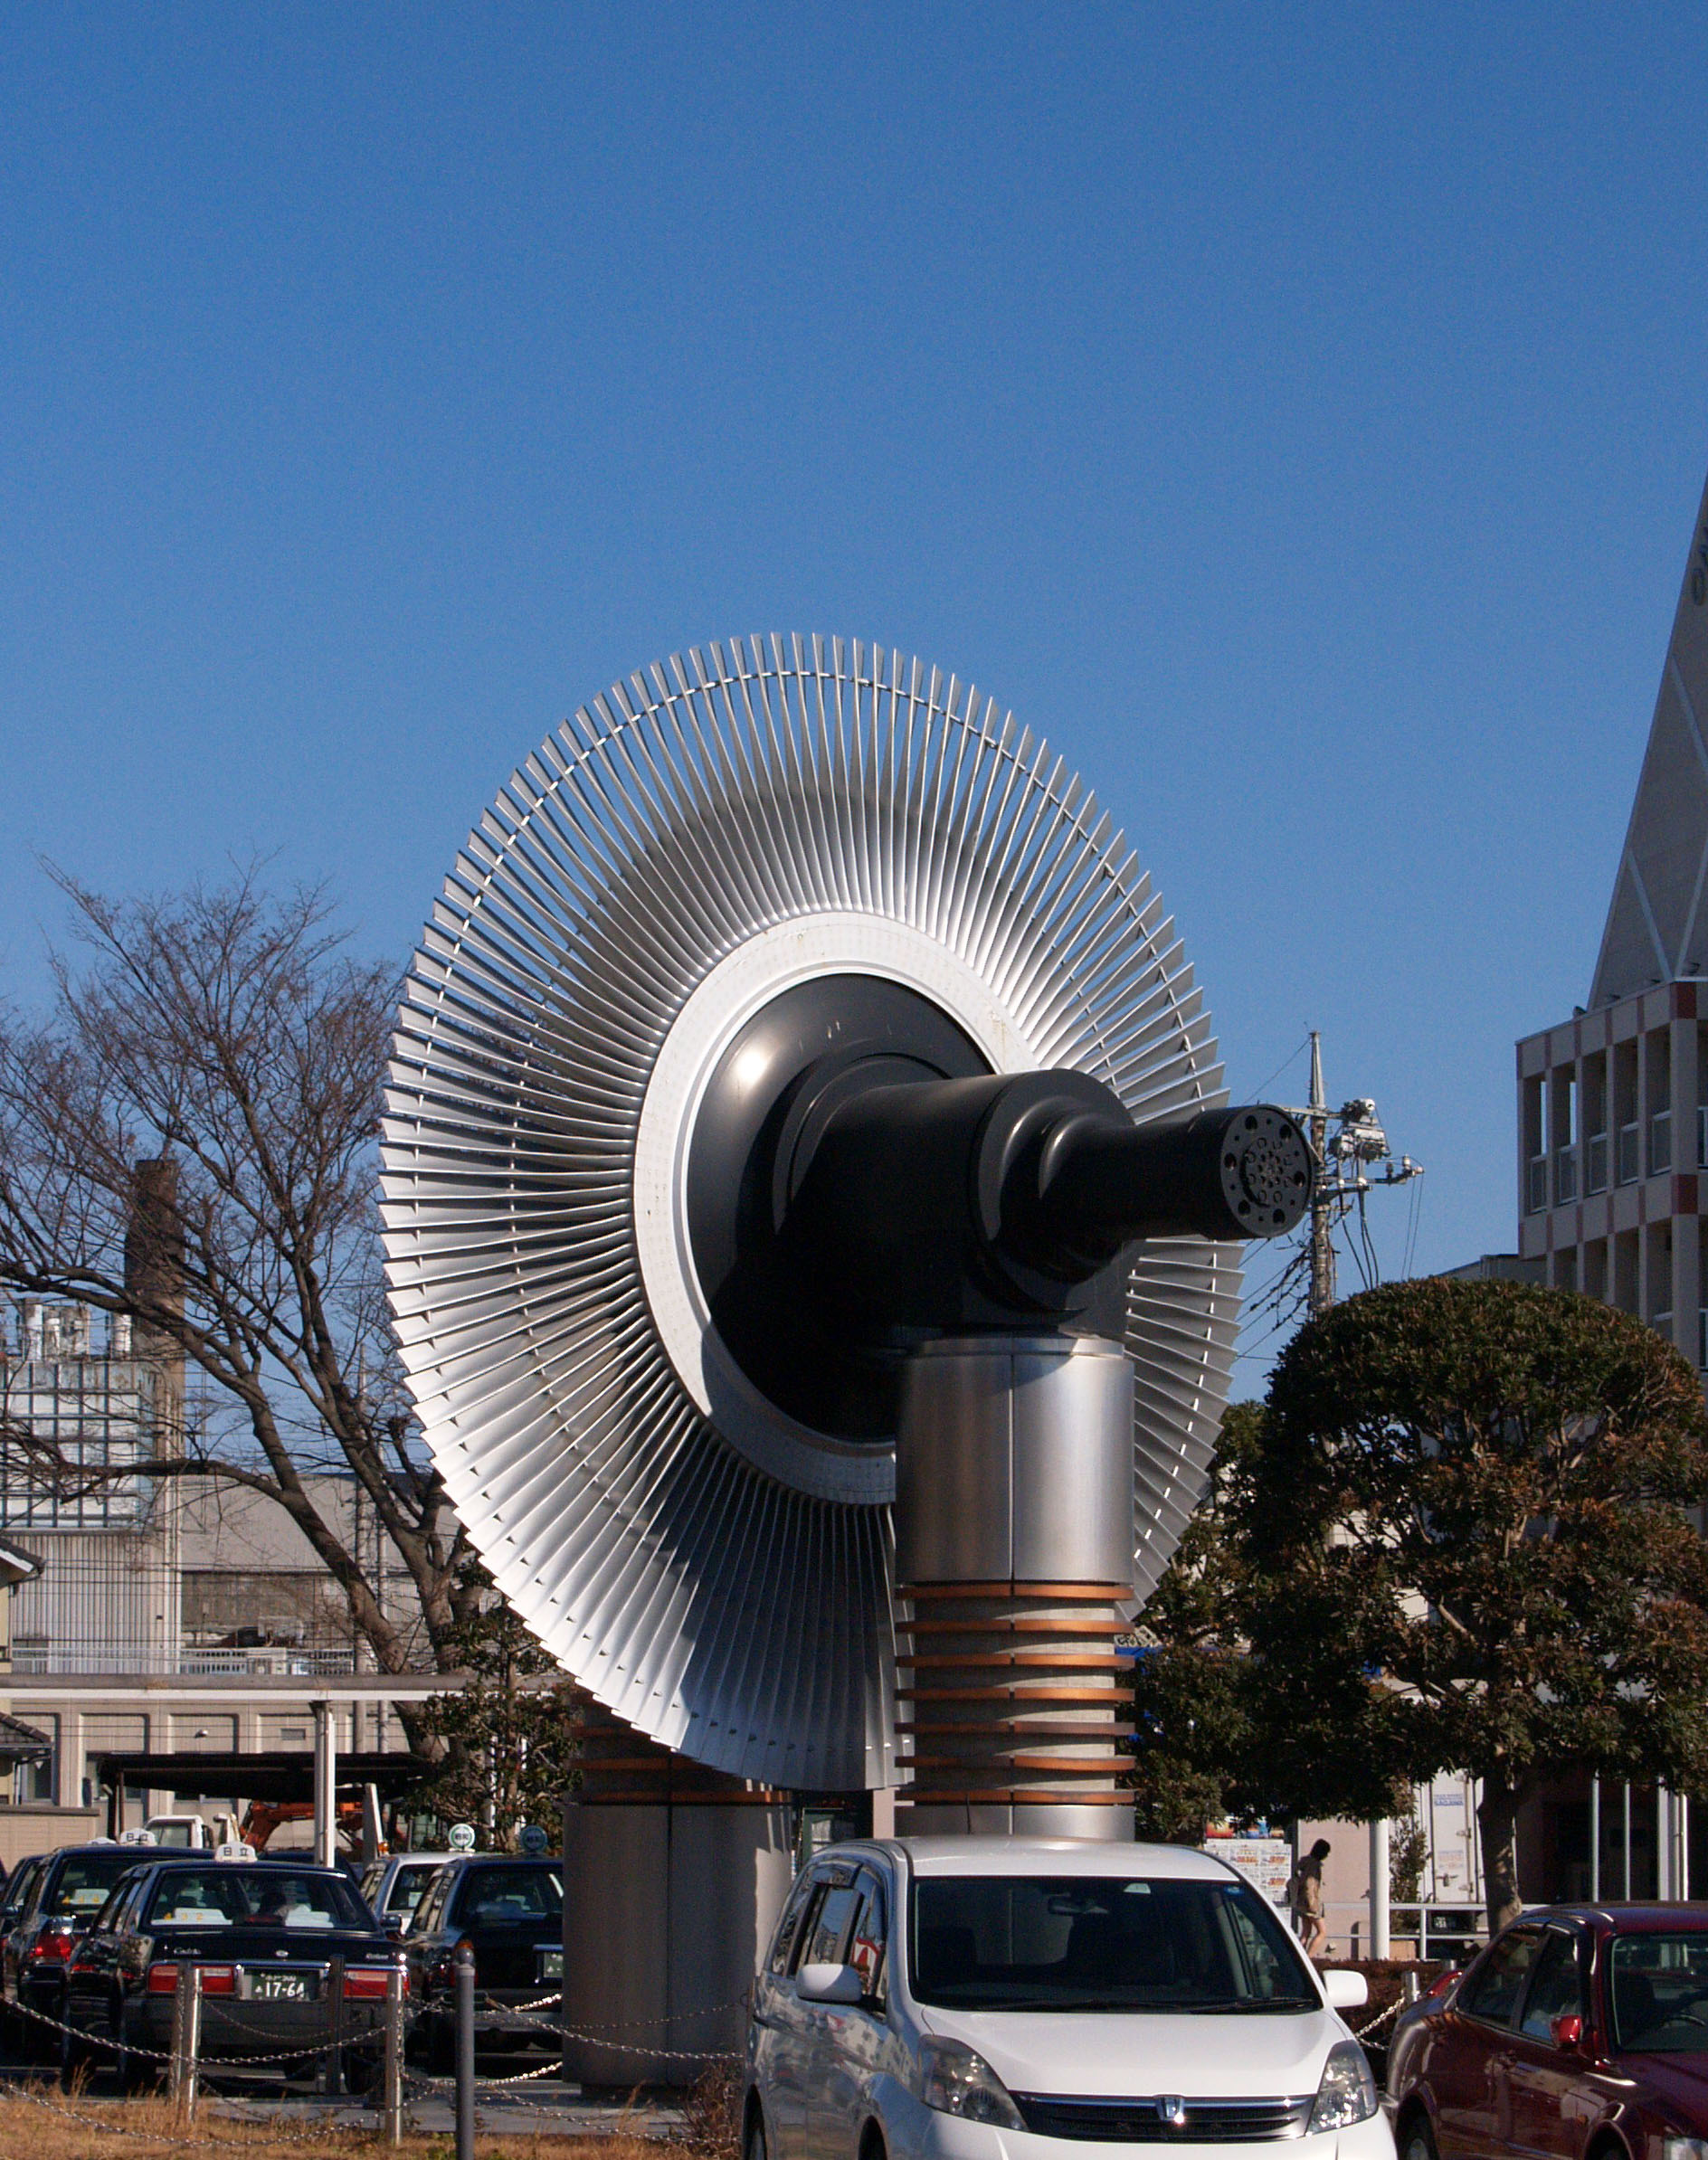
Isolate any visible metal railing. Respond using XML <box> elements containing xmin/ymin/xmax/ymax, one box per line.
<box><xmin>179</xmin><ymin>1646</ymin><xmax>357</xmax><ymax>1677</ymax></box>
<box><xmin>1319</xmin><ymin>1899</ymin><xmax>1486</xmax><ymax>1963</ymax></box>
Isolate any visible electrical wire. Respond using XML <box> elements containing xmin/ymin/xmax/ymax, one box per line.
<box><xmin>1251</xmin><ymin>1036</ymin><xmax>1310</xmax><ymax>1103</ymax></box>
<box><xmin>1401</xmin><ymin>1173</ymin><xmax>1422</xmax><ymax>1281</ymax></box>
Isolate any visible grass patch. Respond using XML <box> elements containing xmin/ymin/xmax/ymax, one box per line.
<box><xmin>0</xmin><ymin>2082</ymin><xmax>684</xmax><ymax>2159</ymax></box>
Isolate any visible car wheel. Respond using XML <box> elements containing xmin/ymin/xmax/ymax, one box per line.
<box><xmin>119</xmin><ymin>2032</ymin><xmax>157</xmax><ymax>2093</ymax></box>
<box><xmin>24</xmin><ymin>1989</ymin><xmax>55</xmax><ymax>2065</ymax></box>
<box><xmin>745</xmin><ymin>2103</ymin><xmax>769</xmax><ymax>2160</ymax></box>
<box><xmin>1400</xmin><ymin>2113</ymin><xmax>1439</xmax><ymax>2160</ymax></box>
<box><xmin>426</xmin><ymin>2010</ymin><xmax>454</xmax><ymax>2076</ymax></box>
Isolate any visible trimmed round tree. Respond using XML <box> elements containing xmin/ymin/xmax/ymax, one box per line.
<box><xmin>1246</xmin><ymin>1278</ymin><xmax>1708</xmax><ymax>1932</ymax></box>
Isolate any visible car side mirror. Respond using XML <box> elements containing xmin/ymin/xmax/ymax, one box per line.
<box><xmin>1550</xmin><ymin>2013</ymin><xmax>1584</xmax><ymax>2051</ymax></box>
<box><xmin>796</xmin><ymin>1962</ymin><xmax>864</xmax><ymax>2004</ymax></box>
<box><xmin>1323</xmin><ymin>1970</ymin><xmax>1369</xmax><ymax>2010</ymax></box>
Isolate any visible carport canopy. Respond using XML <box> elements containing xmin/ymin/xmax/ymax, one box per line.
<box><xmin>92</xmin><ymin>1748</ymin><xmax>434</xmax><ymax>1812</ymax></box>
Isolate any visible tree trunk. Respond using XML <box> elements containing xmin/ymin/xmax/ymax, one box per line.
<box><xmin>1477</xmin><ymin>1775</ymin><xmax>1525</xmax><ymax>1935</ymax></box>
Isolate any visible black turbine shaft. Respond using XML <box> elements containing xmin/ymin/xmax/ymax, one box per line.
<box><xmin>686</xmin><ymin>976</ymin><xmax>1312</xmax><ymax>1442</ymax></box>
<box><xmin>789</xmin><ymin>1072</ymin><xmax>1311</xmax><ymax>1319</ymax></box>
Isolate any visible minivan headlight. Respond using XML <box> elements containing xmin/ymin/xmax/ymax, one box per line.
<box><xmin>1310</xmin><ymin>2041</ymin><xmax>1378</xmax><ymax>2132</ymax></box>
<box><xmin>918</xmin><ymin>2036</ymin><xmax>1025</xmax><ymax>2129</ymax></box>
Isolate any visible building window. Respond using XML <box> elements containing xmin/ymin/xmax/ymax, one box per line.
<box><xmin>14</xmin><ymin>1715</ymin><xmax>56</xmax><ymax>1805</ymax></box>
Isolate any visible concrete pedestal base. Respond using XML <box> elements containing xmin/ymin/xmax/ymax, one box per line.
<box><xmin>560</xmin><ymin>1796</ymin><xmax>794</xmax><ymax>2088</ymax></box>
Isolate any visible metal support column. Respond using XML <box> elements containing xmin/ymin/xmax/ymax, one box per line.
<box><xmin>1369</xmin><ymin>1819</ymin><xmax>1390</xmax><ymax>1959</ymax></box>
<box><xmin>1590</xmin><ymin>1778</ymin><xmax>1600</xmax><ymax>1902</ymax></box>
<box><xmin>312</xmin><ymin>1700</ymin><xmax>337</xmax><ymax>1869</ymax></box>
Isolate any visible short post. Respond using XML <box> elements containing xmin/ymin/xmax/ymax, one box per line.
<box><xmin>382</xmin><ymin>1962</ymin><xmax>406</xmax><ymax>2146</ymax></box>
<box><xmin>455</xmin><ymin>1939</ymin><xmax>476</xmax><ymax>2160</ymax></box>
<box><xmin>1369</xmin><ymin>1818</ymin><xmax>1390</xmax><ymax>1960</ymax></box>
<box><xmin>169</xmin><ymin>1963</ymin><xmax>202</xmax><ymax>2122</ymax></box>
<box><xmin>322</xmin><ymin>1954</ymin><xmax>346</xmax><ymax>2097</ymax></box>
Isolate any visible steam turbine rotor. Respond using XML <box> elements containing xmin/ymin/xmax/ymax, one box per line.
<box><xmin>382</xmin><ymin>636</ymin><xmax>1257</xmax><ymax>1791</ymax></box>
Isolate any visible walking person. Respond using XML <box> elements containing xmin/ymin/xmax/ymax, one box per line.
<box><xmin>1289</xmin><ymin>1839</ymin><xmax>1332</xmax><ymax>1957</ymax></box>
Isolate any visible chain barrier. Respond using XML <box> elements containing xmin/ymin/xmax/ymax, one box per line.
<box><xmin>8</xmin><ymin>1978</ymin><xmax>733</xmax><ymax>2095</ymax></box>
<box><xmin>13</xmin><ymin>1992</ymin><xmax>308</xmax><ymax>2070</ymax></box>
<box><xmin>1351</xmin><ymin>1994</ymin><xmax>1406</xmax><ymax>2042</ymax></box>
<box><xmin>481</xmin><ymin>1987</ymin><xmax>750</xmax><ymax>2030</ymax></box>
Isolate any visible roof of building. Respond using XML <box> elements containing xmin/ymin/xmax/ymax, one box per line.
<box><xmin>0</xmin><ymin>1538</ymin><xmax>43</xmax><ymax>1586</ymax></box>
<box><xmin>0</xmin><ymin>1711</ymin><xmax>52</xmax><ymax>1760</ymax></box>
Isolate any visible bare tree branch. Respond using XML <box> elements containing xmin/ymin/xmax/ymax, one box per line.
<box><xmin>0</xmin><ymin>870</ymin><xmax>473</xmax><ymax>1735</ymax></box>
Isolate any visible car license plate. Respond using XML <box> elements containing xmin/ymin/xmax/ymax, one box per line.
<box><xmin>538</xmin><ymin>1950</ymin><xmax>564</xmax><ymax>1980</ymax></box>
<box><xmin>249</xmin><ymin>1973</ymin><xmax>309</xmax><ymax>2001</ymax></box>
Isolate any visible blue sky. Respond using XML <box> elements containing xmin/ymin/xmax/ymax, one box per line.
<box><xmin>3</xmin><ymin>5</ymin><xmax>1706</xmax><ymax>1383</ymax></box>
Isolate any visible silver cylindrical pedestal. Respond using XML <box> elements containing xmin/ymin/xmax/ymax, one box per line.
<box><xmin>896</xmin><ymin>1334</ymin><xmax>1134</xmax><ymax>1841</ymax></box>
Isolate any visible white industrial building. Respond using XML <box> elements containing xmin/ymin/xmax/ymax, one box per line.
<box><xmin>0</xmin><ymin>1295</ymin><xmax>446</xmax><ymax>1866</ymax></box>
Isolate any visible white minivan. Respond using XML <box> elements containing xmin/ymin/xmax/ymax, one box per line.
<box><xmin>745</xmin><ymin>1838</ymin><xmax>1393</xmax><ymax>2160</ymax></box>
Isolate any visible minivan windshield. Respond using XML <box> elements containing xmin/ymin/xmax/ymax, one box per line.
<box><xmin>909</xmin><ymin>1875</ymin><xmax>1317</xmax><ymax>2013</ymax></box>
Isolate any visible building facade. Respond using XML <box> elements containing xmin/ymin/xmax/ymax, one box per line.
<box><xmin>1510</xmin><ymin>467</ymin><xmax>1708</xmax><ymax>1908</ymax></box>
<box><xmin>1519</xmin><ymin>469</ymin><xmax>1708</xmax><ymax>1359</ymax></box>
<box><xmin>0</xmin><ymin>1294</ymin><xmax>444</xmax><ymax>1862</ymax></box>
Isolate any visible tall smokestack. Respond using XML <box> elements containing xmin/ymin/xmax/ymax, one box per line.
<box><xmin>124</xmin><ymin>1158</ymin><xmax>185</xmax><ymax>1459</ymax></box>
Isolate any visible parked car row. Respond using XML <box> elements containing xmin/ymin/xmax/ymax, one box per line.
<box><xmin>16</xmin><ymin>1817</ymin><xmax>1708</xmax><ymax>2160</ymax></box>
<box><xmin>0</xmin><ymin>1835</ymin><xmax>565</xmax><ymax>2080</ymax></box>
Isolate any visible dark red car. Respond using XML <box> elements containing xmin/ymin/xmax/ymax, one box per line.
<box><xmin>1389</xmin><ymin>1905</ymin><xmax>1708</xmax><ymax>2160</ymax></box>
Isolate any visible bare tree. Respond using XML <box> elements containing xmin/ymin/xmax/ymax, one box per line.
<box><xmin>0</xmin><ymin>867</ymin><xmax>476</xmax><ymax>1703</ymax></box>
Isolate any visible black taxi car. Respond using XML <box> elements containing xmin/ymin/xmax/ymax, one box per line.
<box><xmin>62</xmin><ymin>1856</ymin><xmax>403</xmax><ymax>2087</ymax></box>
<box><xmin>403</xmin><ymin>1855</ymin><xmax>562</xmax><ymax>2067</ymax></box>
<box><xmin>1</xmin><ymin>1842</ymin><xmax>153</xmax><ymax>2060</ymax></box>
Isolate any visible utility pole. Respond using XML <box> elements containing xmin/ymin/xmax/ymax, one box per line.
<box><xmin>1280</xmin><ymin>1029</ymin><xmax>1423</xmax><ymax>1325</ymax></box>
<box><xmin>1305</xmin><ymin>1033</ymin><xmax>1336</xmax><ymax>1322</ymax></box>
<box><xmin>1279</xmin><ymin>1028</ymin><xmax>1421</xmax><ymax>1962</ymax></box>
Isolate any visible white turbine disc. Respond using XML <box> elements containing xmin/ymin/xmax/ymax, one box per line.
<box><xmin>381</xmin><ymin>635</ymin><xmax>1242</xmax><ymax>1792</ymax></box>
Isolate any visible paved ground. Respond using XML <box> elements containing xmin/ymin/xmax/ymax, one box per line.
<box><xmin>213</xmin><ymin>2083</ymin><xmax>688</xmax><ymax>2138</ymax></box>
